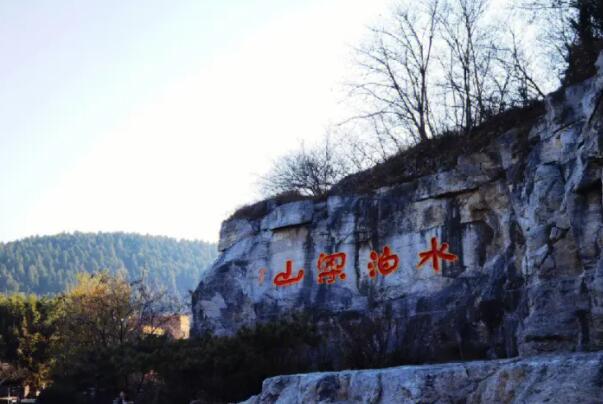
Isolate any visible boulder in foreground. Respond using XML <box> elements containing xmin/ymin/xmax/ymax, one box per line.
<box><xmin>243</xmin><ymin>352</ymin><xmax>603</xmax><ymax>404</ymax></box>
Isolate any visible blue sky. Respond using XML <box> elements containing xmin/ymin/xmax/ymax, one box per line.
<box><xmin>0</xmin><ymin>0</ymin><xmax>393</xmax><ymax>243</ymax></box>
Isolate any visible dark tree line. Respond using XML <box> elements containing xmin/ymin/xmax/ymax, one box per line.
<box><xmin>0</xmin><ymin>232</ymin><xmax>217</xmax><ymax>301</ymax></box>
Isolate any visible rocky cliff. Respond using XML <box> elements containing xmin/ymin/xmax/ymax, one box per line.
<box><xmin>243</xmin><ymin>352</ymin><xmax>603</xmax><ymax>404</ymax></box>
<box><xmin>192</xmin><ymin>53</ymin><xmax>603</xmax><ymax>401</ymax></box>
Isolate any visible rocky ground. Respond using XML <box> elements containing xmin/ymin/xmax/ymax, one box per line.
<box><xmin>243</xmin><ymin>352</ymin><xmax>603</xmax><ymax>404</ymax></box>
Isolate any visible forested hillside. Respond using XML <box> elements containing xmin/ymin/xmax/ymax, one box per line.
<box><xmin>0</xmin><ymin>232</ymin><xmax>217</xmax><ymax>299</ymax></box>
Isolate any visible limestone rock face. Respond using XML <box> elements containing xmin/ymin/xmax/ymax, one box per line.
<box><xmin>192</xmin><ymin>55</ymin><xmax>603</xmax><ymax>364</ymax></box>
<box><xmin>242</xmin><ymin>352</ymin><xmax>603</xmax><ymax>404</ymax></box>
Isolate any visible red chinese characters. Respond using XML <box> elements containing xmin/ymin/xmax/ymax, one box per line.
<box><xmin>264</xmin><ymin>238</ymin><xmax>460</xmax><ymax>288</ymax></box>
<box><xmin>317</xmin><ymin>252</ymin><xmax>347</xmax><ymax>284</ymax></box>
<box><xmin>368</xmin><ymin>245</ymin><xmax>400</xmax><ymax>278</ymax></box>
<box><xmin>417</xmin><ymin>237</ymin><xmax>458</xmax><ymax>272</ymax></box>
<box><xmin>273</xmin><ymin>260</ymin><xmax>304</xmax><ymax>287</ymax></box>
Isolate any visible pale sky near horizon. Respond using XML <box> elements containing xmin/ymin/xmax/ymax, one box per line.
<box><xmin>0</xmin><ymin>0</ymin><xmax>395</xmax><ymax>243</ymax></box>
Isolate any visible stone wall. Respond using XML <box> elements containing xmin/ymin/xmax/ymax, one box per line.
<box><xmin>192</xmin><ymin>54</ymin><xmax>603</xmax><ymax>366</ymax></box>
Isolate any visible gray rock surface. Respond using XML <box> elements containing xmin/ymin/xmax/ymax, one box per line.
<box><xmin>242</xmin><ymin>352</ymin><xmax>603</xmax><ymax>404</ymax></box>
<box><xmin>193</xmin><ymin>53</ymin><xmax>603</xmax><ymax>366</ymax></box>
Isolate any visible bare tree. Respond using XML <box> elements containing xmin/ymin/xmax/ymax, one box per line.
<box><xmin>261</xmin><ymin>135</ymin><xmax>351</xmax><ymax>197</ymax></box>
<box><xmin>507</xmin><ymin>31</ymin><xmax>546</xmax><ymax>101</ymax></box>
<box><xmin>438</xmin><ymin>0</ymin><xmax>514</xmax><ymax>133</ymax></box>
<box><xmin>349</xmin><ymin>0</ymin><xmax>441</xmax><ymax>144</ymax></box>
<box><xmin>346</xmin><ymin>0</ymin><xmax>551</xmax><ymax>149</ymax></box>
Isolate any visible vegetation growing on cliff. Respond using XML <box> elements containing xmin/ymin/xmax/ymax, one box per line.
<box><xmin>249</xmin><ymin>0</ymin><xmax>603</xmax><ymax>215</ymax></box>
<box><xmin>522</xmin><ymin>0</ymin><xmax>603</xmax><ymax>85</ymax></box>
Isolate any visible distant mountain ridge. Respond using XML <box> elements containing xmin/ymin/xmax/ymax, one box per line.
<box><xmin>0</xmin><ymin>232</ymin><xmax>218</xmax><ymax>299</ymax></box>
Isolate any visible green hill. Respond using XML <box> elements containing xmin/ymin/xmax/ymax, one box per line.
<box><xmin>0</xmin><ymin>232</ymin><xmax>217</xmax><ymax>300</ymax></box>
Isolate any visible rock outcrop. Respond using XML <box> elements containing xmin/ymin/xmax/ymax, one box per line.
<box><xmin>192</xmin><ymin>53</ymin><xmax>603</xmax><ymax>401</ymax></box>
<box><xmin>243</xmin><ymin>352</ymin><xmax>603</xmax><ymax>404</ymax></box>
